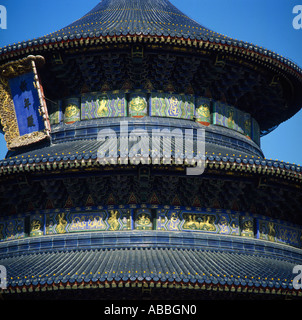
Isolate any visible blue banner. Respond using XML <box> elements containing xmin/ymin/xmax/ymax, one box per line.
<box><xmin>9</xmin><ymin>72</ymin><xmax>45</xmax><ymax>136</ymax></box>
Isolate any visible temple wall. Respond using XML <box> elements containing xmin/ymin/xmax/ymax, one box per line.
<box><xmin>1</xmin><ymin>205</ymin><xmax>301</xmax><ymax>249</ymax></box>
<box><xmin>48</xmin><ymin>91</ymin><xmax>261</xmax><ymax>146</ymax></box>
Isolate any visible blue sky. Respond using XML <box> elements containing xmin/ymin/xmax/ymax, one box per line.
<box><xmin>0</xmin><ymin>0</ymin><xmax>301</xmax><ymax>164</ymax></box>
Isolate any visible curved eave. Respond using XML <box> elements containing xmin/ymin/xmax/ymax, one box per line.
<box><xmin>1</xmin><ymin>232</ymin><xmax>302</xmax><ymax>297</ymax></box>
<box><xmin>1</xmin><ymin>33</ymin><xmax>302</xmax><ymax>79</ymax></box>
<box><xmin>1</xmin><ymin>0</ymin><xmax>302</xmax><ymax>134</ymax></box>
<box><xmin>0</xmin><ymin>152</ymin><xmax>301</xmax><ymax>185</ymax></box>
<box><xmin>4</xmin><ymin>274</ymin><xmax>301</xmax><ymax>297</ymax></box>
<box><xmin>1</xmin><ymin>34</ymin><xmax>301</xmax><ymax>132</ymax></box>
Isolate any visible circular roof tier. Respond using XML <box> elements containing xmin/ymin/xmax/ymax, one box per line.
<box><xmin>1</xmin><ymin>231</ymin><xmax>302</xmax><ymax>299</ymax></box>
<box><xmin>0</xmin><ymin>0</ymin><xmax>302</xmax><ymax>135</ymax></box>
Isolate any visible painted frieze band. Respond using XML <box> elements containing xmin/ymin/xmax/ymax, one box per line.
<box><xmin>0</xmin><ymin>205</ymin><xmax>301</xmax><ymax>249</ymax></box>
<box><xmin>49</xmin><ymin>91</ymin><xmax>261</xmax><ymax>146</ymax></box>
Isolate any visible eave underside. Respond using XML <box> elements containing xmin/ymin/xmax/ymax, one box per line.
<box><xmin>2</xmin><ymin>41</ymin><xmax>301</xmax><ymax>134</ymax></box>
<box><xmin>0</xmin><ymin>162</ymin><xmax>301</xmax><ymax>225</ymax></box>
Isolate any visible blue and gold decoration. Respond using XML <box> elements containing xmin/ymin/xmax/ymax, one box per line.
<box><xmin>213</xmin><ymin>101</ymin><xmax>258</xmax><ymax>144</ymax></box>
<box><xmin>48</xmin><ymin>100</ymin><xmax>63</xmax><ymax>125</ymax></box>
<box><xmin>259</xmin><ymin>218</ymin><xmax>302</xmax><ymax>247</ymax></box>
<box><xmin>68</xmin><ymin>211</ymin><xmax>108</xmax><ymax>232</ymax></box>
<box><xmin>49</xmin><ymin>91</ymin><xmax>261</xmax><ymax>146</ymax></box>
<box><xmin>30</xmin><ymin>213</ymin><xmax>44</xmax><ymax>237</ymax></box>
<box><xmin>157</xmin><ymin>209</ymin><xmax>240</xmax><ymax>235</ymax></box>
<box><xmin>64</xmin><ymin>98</ymin><xmax>81</xmax><ymax>124</ymax></box>
<box><xmin>81</xmin><ymin>91</ymin><xmax>127</xmax><ymax>119</ymax></box>
<box><xmin>182</xmin><ymin>212</ymin><xmax>217</xmax><ymax>232</ymax></box>
<box><xmin>195</xmin><ymin>97</ymin><xmax>211</xmax><ymax>126</ymax></box>
<box><xmin>0</xmin><ymin>215</ymin><xmax>24</xmax><ymax>241</ymax></box>
<box><xmin>129</xmin><ymin>93</ymin><xmax>148</xmax><ymax>118</ymax></box>
<box><xmin>213</xmin><ymin>101</ymin><xmax>244</xmax><ymax>132</ymax></box>
<box><xmin>45</xmin><ymin>209</ymin><xmax>131</xmax><ymax>235</ymax></box>
<box><xmin>219</xmin><ymin>212</ymin><xmax>240</xmax><ymax>235</ymax></box>
<box><xmin>150</xmin><ymin>93</ymin><xmax>194</xmax><ymax>120</ymax></box>
<box><xmin>240</xmin><ymin>215</ymin><xmax>254</xmax><ymax>238</ymax></box>
<box><xmin>134</xmin><ymin>208</ymin><xmax>153</xmax><ymax>230</ymax></box>
<box><xmin>2</xmin><ymin>206</ymin><xmax>300</xmax><ymax>248</ymax></box>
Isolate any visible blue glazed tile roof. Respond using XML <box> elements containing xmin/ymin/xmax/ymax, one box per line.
<box><xmin>0</xmin><ymin>0</ymin><xmax>301</xmax><ymax>74</ymax></box>
<box><xmin>1</xmin><ymin>247</ymin><xmax>300</xmax><ymax>292</ymax></box>
<box><xmin>0</xmin><ymin>139</ymin><xmax>300</xmax><ymax>177</ymax></box>
<box><xmin>1</xmin><ymin>231</ymin><xmax>301</xmax><ymax>293</ymax></box>
<box><xmin>49</xmin><ymin>0</ymin><xmax>218</xmax><ymax>40</ymax></box>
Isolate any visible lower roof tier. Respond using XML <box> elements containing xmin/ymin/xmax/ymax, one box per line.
<box><xmin>0</xmin><ymin>231</ymin><xmax>301</xmax><ymax>298</ymax></box>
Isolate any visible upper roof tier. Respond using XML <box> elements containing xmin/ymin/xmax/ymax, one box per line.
<box><xmin>0</xmin><ymin>0</ymin><xmax>301</xmax><ymax>71</ymax></box>
<box><xmin>1</xmin><ymin>0</ymin><xmax>302</xmax><ymax>135</ymax></box>
<box><xmin>48</xmin><ymin>0</ymin><xmax>216</xmax><ymax>40</ymax></box>
<box><xmin>2</xmin><ymin>0</ymin><xmax>232</xmax><ymax>48</ymax></box>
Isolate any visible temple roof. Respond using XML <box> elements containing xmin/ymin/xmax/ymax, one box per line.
<box><xmin>46</xmin><ymin>0</ymin><xmax>215</xmax><ymax>40</ymax></box>
<box><xmin>1</xmin><ymin>231</ymin><xmax>302</xmax><ymax>296</ymax></box>
<box><xmin>1</xmin><ymin>0</ymin><xmax>230</xmax><ymax>51</ymax></box>
<box><xmin>0</xmin><ymin>0</ymin><xmax>301</xmax><ymax>75</ymax></box>
<box><xmin>1</xmin><ymin>0</ymin><xmax>302</xmax><ymax>153</ymax></box>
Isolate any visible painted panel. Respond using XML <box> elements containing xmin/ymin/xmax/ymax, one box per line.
<box><xmin>213</xmin><ymin>101</ymin><xmax>253</xmax><ymax>139</ymax></box>
<box><xmin>81</xmin><ymin>92</ymin><xmax>127</xmax><ymax>120</ymax></box>
<box><xmin>68</xmin><ymin>211</ymin><xmax>107</xmax><ymax>232</ymax></box>
<box><xmin>213</xmin><ymin>101</ymin><xmax>235</xmax><ymax>129</ymax></box>
<box><xmin>30</xmin><ymin>213</ymin><xmax>44</xmax><ymax>237</ymax></box>
<box><xmin>240</xmin><ymin>215</ymin><xmax>254</xmax><ymax>238</ymax></box>
<box><xmin>48</xmin><ymin>100</ymin><xmax>63</xmax><ymax>125</ymax></box>
<box><xmin>64</xmin><ymin>97</ymin><xmax>81</xmax><ymax>124</ymax></box>
<box><xmin>134</xmin><ymin>208</ymin><xmax>153</xmax><ymax>230</ymax></box>
<box><xmin>156</xmin><ymin>209</ymin><xmax>240</xmax><ymax>236</ymax></box>
<box><xmin>218</xmin><ymin>213</ymin><xmax>240</xmax><ymax>235</ymax></box>
<box><xmin>181</xmin><ymin>212</ymin><xmax>217</xmax><ymax>232</ymax></box>
<box><xmin>0</xmin><ymin>216</ymin><xmax>25</xmax><ymax>241</ymax></box>
<box><xmin>195</xmin><ymin>97</ymin><xmax>211</xmax><ymax>125</ymax></box>
<box><xmin>45</xmin><ymin>209</ymin><xmax>131</xmax><ymax>235</ymax></box>
<box><xmin>277</xmin><ymin>225</ymin><xmax>301</xmax><ymax>248</ymax></box>
<box><xmin>46</xmin><ymin>212</ymin><xmax>68</xmax><ymax>235</ymax></box>
<box><xmin>243</xmin><ymin>113</ymin><xmax>252</xmax><ymax>139</ymax></box>
<box><xmin>156</xmin><ymin>209</ymin><xmax>181</xmax><ymax>231</ymax></box>
<box><xmin>150</xmin><ymin>93</ymin><xmax>194</xmax><ymax>119</ymax></box>
<box><xmin>129</xmin><ymin>93</ymin><xmax>148</xmax><ymax>118</ymax></box>
<box><xmin>259</xmin><ymin>219</ymin><xmax>302</xmax><ymax>248</ymax></box>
